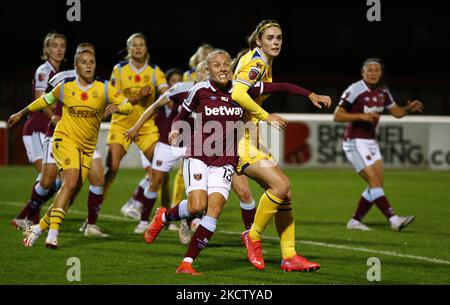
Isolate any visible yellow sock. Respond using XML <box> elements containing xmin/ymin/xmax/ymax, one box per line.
<box><xmin>39</xmin><ymin>213</ymin><xmax>51</xmax><ymax>231</ymax></box>
<box><xmin>159</xmin><ymin>176</ymin><xmax>171</xmax><ymax>209</ymax></box>
<box><xmin>275</xmin><ymin>200</ymin><xmax>296</xmax><ymax>259</ymax></box>
<box><xmin>249</xmin><ymin>190</ymin><xmax>283</xmax><ymax>241</ymax></box>
<box><xmin>49</xmin><ymin>208</ymin><xmax>66</xmax><ymax>231</ymax></box>
<box><xmin>171</xmin><ymin>167</ymin><xmax>185</xmax><ymax>206</ymax></box>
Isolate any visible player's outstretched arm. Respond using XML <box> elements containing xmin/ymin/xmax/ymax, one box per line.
<box><xmin>124</xmin><ymin>93</ymin><xmax>171</xmax><ymax>141</ymax></box>
<box><xmin>232</xmin><ymin>81</ymin><xmax>270</xmax><ymax>121</ymax></box>
<box><xmin>232</xmin><ymin>81</ymin><xmax>287</xmax><ymax>130</ymax></box>
<box><xmin>8</xmin><ymin>93</ymin><xmax>56</xmax><ymax>127</ymax></box>
<box><xmin>256</xmin><ymin>82</ymin><xmax>332</xmax><ymax>109</ymax></box>
<box><xmin>389</xmin><ymin>100</ymin><xmax>424</xmax><ymax>118</ymax></box>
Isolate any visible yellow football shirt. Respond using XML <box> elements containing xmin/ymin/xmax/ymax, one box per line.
<box><xmin>233</xmin><ymin>47</ymin><xmax>272</xmax><ymax>122</ymax></box>
<box><xmin>51</xmin><ymin>77</ymin><xmax>130</xmax><ymax>151</ymax></box>
<box><xmin>183</xmin><ymin>68</ymin><xmax>196</xmax><ymax>82</ymax></box>
<box><xmin>110</xmin><ymin>61</ymin><xmax>168</xmax><ymax>130</ymax></box>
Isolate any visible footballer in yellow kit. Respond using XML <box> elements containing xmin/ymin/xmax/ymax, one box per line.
<box><xmin>108</xmin><ymin>60</ymin><xmax>168</xmax><ymax>152</ymax></box>
<box><xmin>51</xmin><ymin>77</ymin><xmax>132</xmax><ymax>182</ymax></box>
<box><xmin>233</xmin><ymin>47</ymin><xmax>274</xmax><ymax>173</ymax></box>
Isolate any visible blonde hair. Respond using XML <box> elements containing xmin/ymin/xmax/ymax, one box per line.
<box><xmin>125</xmin><ymin>32</ymin><xmax>149</xmax><ymax>61</ymax></box>
<box><xmin>76</xmin><ymin>42</ymin><xmax>95</xmax><ymax>54</ymax></box>
<box><xmin>195</xmin><ymin>60</ymin><xmax>207</xmax><ymax>73</ymax></box>
<box><xmin>206</xmin><ymin>49</ymin><xmax>232</xmax><ymax>67</ymax></box>
<box><xmin>74</xmin><ymin>42</ymin><xmax>95</xmax><ymax>63</ymax></box>
<box><xmin>247</xmin><ymin>20</ymin><xmax>281</xmax><ymax>50</ymax></box>
<box><xmin>189</xmin><ymin>43</ymin><xmax>214</xmax><ymax>69</ymax></box>
<box><xmin>41</xmin><ymin>32</ymin><xmax>67</xmax><ymax>61</ymax></box>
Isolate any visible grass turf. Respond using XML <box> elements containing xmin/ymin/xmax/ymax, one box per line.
<box><xmin>0</xmin><ymin>166</ymin><xmax>449</xmax><ymax>284</ymax></box>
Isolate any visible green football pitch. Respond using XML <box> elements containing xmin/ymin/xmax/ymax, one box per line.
<box><xmin>1</xmin><ymin>166</ymin><xmax>449</xmax><ymax>285</ymax></box>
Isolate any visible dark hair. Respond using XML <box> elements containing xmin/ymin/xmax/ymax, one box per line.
<box><xmin>361</xmin><ymin>57</ymin><xmax>387</xmax><ymax>89</ymax></box>
<box><xmin>247</xmin><ymin>19</ymin><xmax>281</xmax><ymax>49</ymax></box>
<box><xmin>165</xmin><ymin>68</ymin><xmax>183</xmax><ymax>81</ymax></box>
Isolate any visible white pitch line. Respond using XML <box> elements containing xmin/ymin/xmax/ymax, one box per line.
<box><xmin>219</xmin><ymin>230</ymin><xmax>450</xmax><ymax>266</ymax></box>
<box><xmin>3</xmin><ymin>200</ymin><xmax>450</xmax><ymax>266</ymax></box>
<box><xmin>1</xmin><ymin>201</ymin><xmax>135</xmax><ymax>222</ymax></box>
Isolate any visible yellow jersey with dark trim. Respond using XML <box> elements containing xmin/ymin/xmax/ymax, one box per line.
<box><xmin>51</xmin><ymin>77</ymin><xmax>128</xmax><ymax>151</ymax></box>
<box><xmin>110</xmin><ymin>60</ymin><xmax>168</xmax><ymax>129</ymax></box>
<box><xmin>233</xmin><ymin>47</ymin><xmax>273</xmax><ymax>122</ymax></box>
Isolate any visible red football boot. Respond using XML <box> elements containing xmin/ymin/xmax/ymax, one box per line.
<box><xmin>175</xmin><ymin>262</ymin><xmax>202</xmax><ymax>276</ymax></box>
<box><xmin>281</xmin><ymin>255</ymin><xmax>320</xmax><ymax>272</ymax></box>
<box><xmin>144</xmin><ymin>207</ymin><xmax>166</xmax><ymax>244</ymax></box>
<box><xmin>241</xmin><ymin>230</ymin><xmax>265</xmax><ymax>270</ymax></box>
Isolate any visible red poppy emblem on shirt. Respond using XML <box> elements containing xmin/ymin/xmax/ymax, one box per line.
<box><xmin>38</xmin><ymin>73</ymin><xmax>45</xmax><ymax>82</ymax></box>
<box><xmin>81</xmin><ymin>92</ymin><xmax>89</xmax><ymax>100</ymax></box>
<box><xmin>135</xmin><ymin>75</ymin><xmax>141</xmax><ymax>82</ymax></box>
<box><xmin>248</xmin><ymin>68</ymin><xmax>260</xmax><ymax>80</ymax></box>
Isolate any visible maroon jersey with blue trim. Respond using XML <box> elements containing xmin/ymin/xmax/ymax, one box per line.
<box><xmin>173</xmin><ymin>80</ymin><xmax>248</xmax><ymax>167</ymax></box>
<box><xmin>339</xmin><ymin>80</ymin><xmax>395</xmax><ymax>140</ymax></box>
<box><xmin>24</xmin><ymin>61</ymin><xmax>57</xmax><ymax>135</ymax></box>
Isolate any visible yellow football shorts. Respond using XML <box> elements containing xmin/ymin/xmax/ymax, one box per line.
<box><xmin>236</xmin><ymin>123</ymin><xmax>273</xmax><ymax>174</ymax></box>
<box><xmin>52</xmin><ymin>136</ymin><xmax>94</xmax><ymax>183</ymax></box>
<box><xmin>107</xmin><ymin>124</ymin><xmax>159</xmax><ymax>153</ymax></box>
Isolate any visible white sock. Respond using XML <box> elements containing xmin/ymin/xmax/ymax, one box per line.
<box><xmin>240</xmin><ymin>199</ymin><xmax>256</xmax><ymax>210</ymax></box>
<box><xmin>369</xmin><ymin>187</ymin><xmax>385</xmax><ymax>201</ymax></box>
<box><xmin>35</xmin><ymin>183</ymin><xmax>50</xmax><ymax>196</ymax></box>
<box><xmin>144</xmin><ymin>189</ymin><xmax>157</xmax><ymax>200</ymax></box>
<box><xmin>48</xmin><ymin>229</ymin><xmax>59</xmax><ymax>240</ymax></box>
<box><xmin>389</xmin><ymin>215</ymin><xmax>400</xmax><ymax>224</ymax></box>
<box><xmin>139</xmin><ymin>178</ymin><xmax>150</xmax><ymax>189</ymax></box>
<box><xmin>199</xmin><ymin>215</ymin><xmax>217</xmax><ymax>232</ymax></box>
<box><xmin>32</xmin><ymin>225</ymin><xmax>42</xmax><ymax>235</ymax></box>
<box><xmin>89</xmin><ymin>185</ymin><xmax>103</xmax><ymax>195</ymax></box>
<box><xmin>139</xmin><ymin>220</ymin><xmax>148</xmax><ymax>226</ymax></box>
<box><xmin>183</xmin><ymin>257</ymin><xmax>194</xmax><ymax>264</ymax></box>
<box><xmin>362</xmin><ymin>188</ymin><xmax>372</xmax><ymax>202</ymax></box>
<box><xmin>178</xmin><ymin>199</ymin><xmax>191</xmax><ymax>219</ymax></box>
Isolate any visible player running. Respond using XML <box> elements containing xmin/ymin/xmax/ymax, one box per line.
<box><xmin>13</xmin><ymin>43</ymin><xmax>109</xmax><ymax>237</ymax></box>
<box><xmin>232</xmin><ymin>20</ymin><xmax>330</xmax><ymax>272</ymax></box>
<box><xmin>103</xmin><ymin>33</ymin><xmax>169</xmax><ymax>233</ymax></box>
<box><xmin>334</xmin><ymin>57</ymin><xmax>423</xmax><ymax>231</ymax></box>
<box><xmin>8</xmin><ymin>48</ymin><xmax>133</xmax><ymax>249</ymax></box>
<box><xmin>12</xmin><ymin>32</ymin><xmax>67</xmax><ymax>229</ymax></box>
